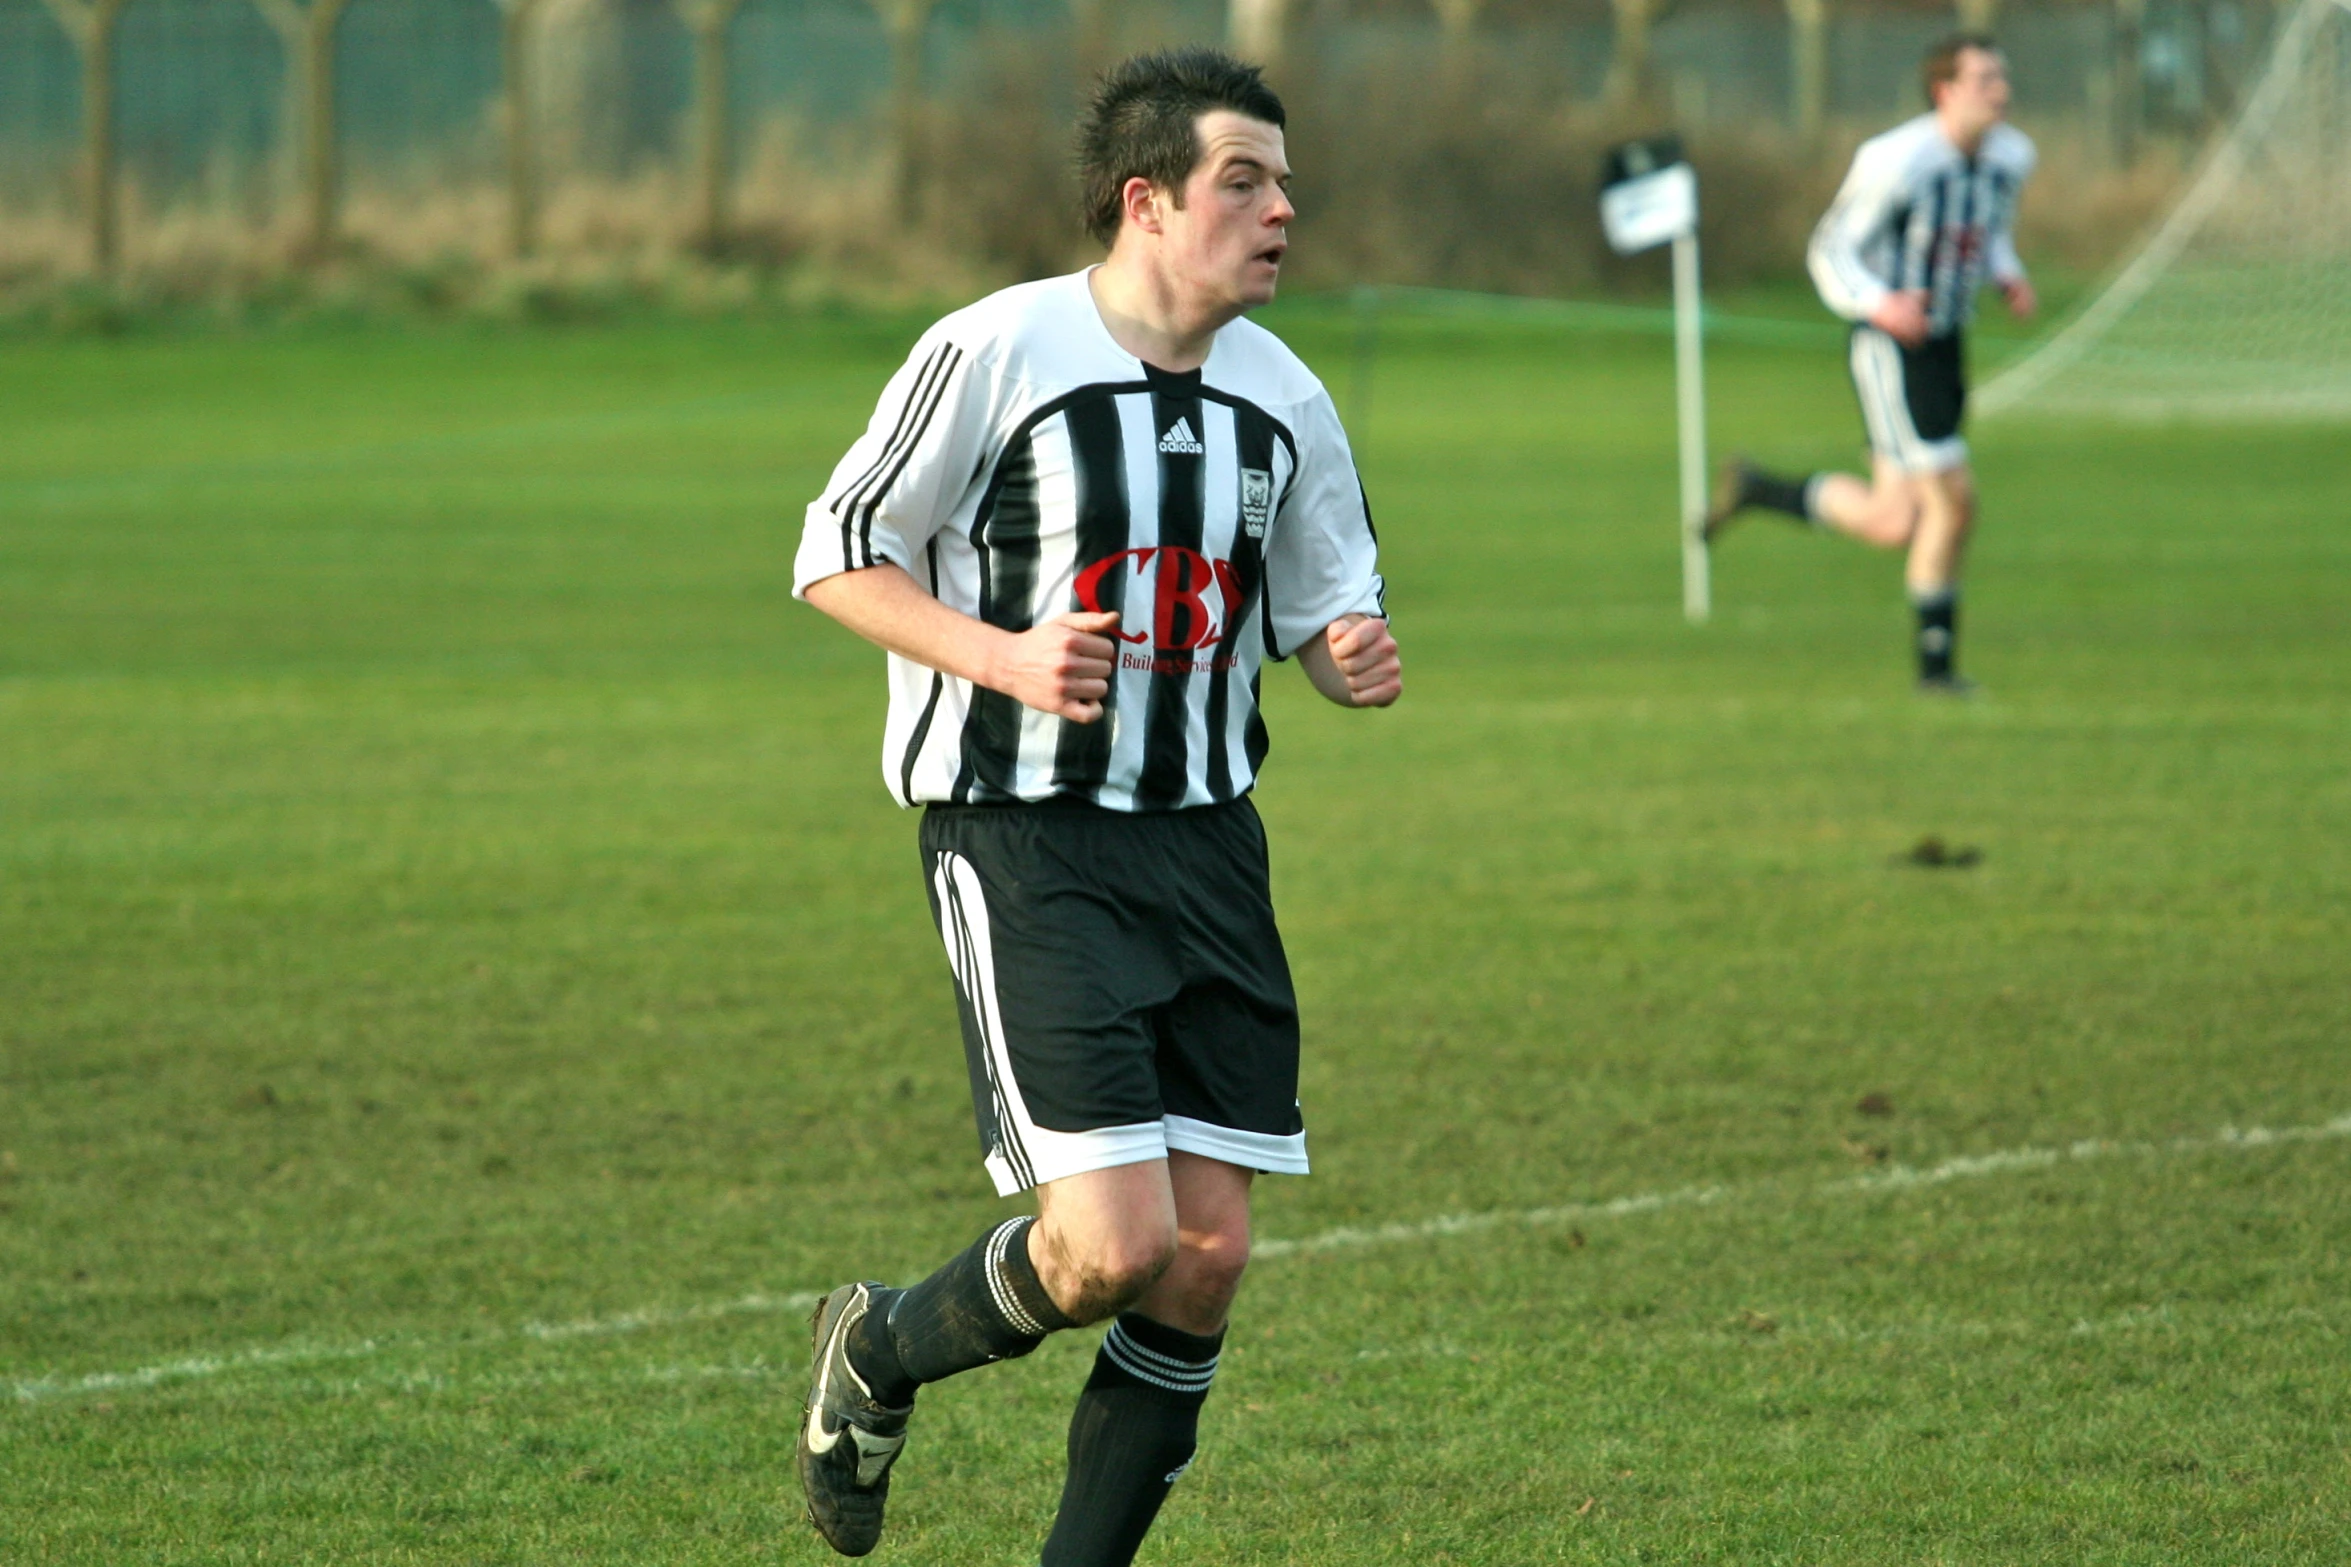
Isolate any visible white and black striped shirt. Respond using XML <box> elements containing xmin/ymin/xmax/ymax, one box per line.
<box><xmin>794</xmin><ymin>270</ymin><xmax>1386</xmax><ymax>811</ymax></box>
<box><xmin>1808</xmin><ymin>115</ymin><xmax>2035</xmax><ymax>339</ymax></box>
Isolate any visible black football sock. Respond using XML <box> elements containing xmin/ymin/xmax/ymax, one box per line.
<box><xmin>1911</xmin><ymin>586</ymin><xmax>1959</xmax><ymax>680</ymax></box>
<box><xmin>1743</xmin><ymin>467</ymin><xmax>1820</xmax><ymax>523</ymax></box>
<box><xmin>848</xmin><ymin>1215</ymin><xmax>1076</xmax><ymax>1405</ymax></box>
<box><xmin>1039</xmin><ymin>1313</ymin><xmax>1223</xmax><ymax>1567</ymax></box>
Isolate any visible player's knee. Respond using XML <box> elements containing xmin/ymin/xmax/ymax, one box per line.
<box><xmin>1086</xmin><ymin>1226</ymin><xmax>1182</xmax><ymax>1312</ymax></box>
<box><xmin>1034</xmin><ymin>1206</ymin><xmax>1180</xmax><ymax>1323</ymax></box>
<box><xmin>1870</xmin><ymin>497</ymin><xmax>1920</xmax><ymax>547</ymax></box>
<box><xmin>1179</xmin><ymin>1220</ymin><xmax>1251</xmax><ymax>1301</ymax></box>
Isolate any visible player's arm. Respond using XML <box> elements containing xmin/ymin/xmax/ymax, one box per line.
<box><xmin>1989</xmin><ymin>134</ymin><xmax>2039</xmax><ymax>320</ymax></box>
<box><xmin>1808</xmin><ymin>140</ymin><xmax>1929</xmax><ymax>345</ymax></box>
<box><xmin>793</xmin><ymin>333</ymin><xmax>1116</xmax><ymax>724</ymax></box>
<box><xmin>1987</xmin><ymin>200</ymin><xmax>2035</xmax><ymax>318</ymax></box>
<box><xmin>805</xmin><ymin>566</ymin><xmax>1118</xmax><ymax>724</ymax></box>
<box><xmin>1296</xmin><ymin>613</ymin><xmax>1401</xmax><ymax>708</ymax></box>
<box><xmin>1993</xmin><ymin>254</ymin><xmax>2036</xmax><ymax>319</ymax></box>
<box><xmin>1268</xmin><ymin>394</ymin><xmax>1398</xmax><ymax>710</ymax></box>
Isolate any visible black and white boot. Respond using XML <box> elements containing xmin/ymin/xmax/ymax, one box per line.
<box><xmin>798</xmin><ymin>1282</ymin><xmax>913</xmax><ymax>1557</ymax></box>
<box><xmin>1703</xmin><ymin>457</ymin><xmax>1763</xmax><ymax>539</ymax></box>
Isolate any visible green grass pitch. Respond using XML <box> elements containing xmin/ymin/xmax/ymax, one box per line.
<box><xmin>3</xmin><ymin>304</ymin><xmax>2347</xmax><ymax>1564</ymax></box>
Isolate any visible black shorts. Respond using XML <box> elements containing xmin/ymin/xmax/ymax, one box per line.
<box><xmin>1849</xmin><ymin>326</ymin><xmax>1969</xmax><ymax>471</ymax></box>
<box><xmin>919</xmin><ymin>796</ymin><xmax>1306</xmax><ymax>1196</ymax></box>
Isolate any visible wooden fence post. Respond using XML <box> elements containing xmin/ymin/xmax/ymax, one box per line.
<box><xmin>39</xmin><ymin>0</ymin><xmax>131</xmax><ymax>272</ymax></box>
<box><xmin>1429</xmin><ymin>0</ymin><xmax>1487</xmax><ymax>89</ymax></box>
<box><xmin>1227</xmin><ymin>0</ymin><xmax>1287</xmax><ymax>66</ymax></box>
<box><xmin>1067</xmin><ymin>0</ymin><xmax>1116</xmax><ymax>80</ymax></box>
<box><xmin>499</xmin><ymin>0</ymin><xmax>552</xmax><ymax>257</ymax></box>
<box><xmin>2110</xmin><ymin>0</ymin><xmax>2145</xmax><ymax>166</ymax></box>
<box><xmin>1603</xmin><ymin>0</ymin><xmax>1662</xmax><ymax>112</ymax></box>
<box><xmin>678</xmin><ymin>0</ymin><xmax>749</xmax><ymax>250</ymax></box>
<box><xmin>252</xmin><ymin>0</ymin><xmax>353</xmax><ymax>257</ymax></box>
<box><xmin>871</xmin><ymin>0</ymin><xmax>933</xmax><ymax>220</ymax></box>
<box><xmin>1786</xmin><ymin>0</ymin><xmax>1827</xmax><ymax>147</ymax></box>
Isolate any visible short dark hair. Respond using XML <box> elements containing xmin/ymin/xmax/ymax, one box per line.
<box><xmin>1077</xmin><ymin>48</ymin><xmax>1286</xmax><ymax>248</ymax></box>
<box><xmin>1923</xmin><ymin>33</ymin><xmax>2000</xmax><ymax>107</ymax></box>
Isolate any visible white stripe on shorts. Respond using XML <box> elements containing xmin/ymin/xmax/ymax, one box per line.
<box><xmin>932</xmin><ymin>850</ymin><xmax>1167</xmax><ymax>1197</ymax></box>
<box><xmin>1163</xmin><ymin>1115</ymin><xmax>1310</xmax><ymax>1176</ymax></box>
<box><xmin>1848</xmin><ymin>328</ymin><xmax>1967</xmax><ymax>473</ymax></box>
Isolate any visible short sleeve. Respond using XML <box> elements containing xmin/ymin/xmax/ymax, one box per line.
<box><xmin>794</xmin><ymin>333</ymin><xmax>988</xmax><ymax>598</ymax></box>
<box><xmin>1262</xmin><ymin>392</ymin><xmax>1386</xmax><ymax>659</ymax></box>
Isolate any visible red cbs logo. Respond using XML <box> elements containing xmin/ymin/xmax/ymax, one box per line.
<box><xmin>1074</xmin><ymin>547</ymin><xmax>1245</xmax><ymax>651</ymax></box>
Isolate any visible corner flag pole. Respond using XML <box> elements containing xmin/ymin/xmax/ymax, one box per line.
<box><xmin>1601</xmin><ymin>134</ymin><xmax>1710</xmax><ymax>624</ymax></box>
<box><xmin>1671</xmin><ymin>227</ymin><xmax>1710</xmax><ymax>623</ymax></box>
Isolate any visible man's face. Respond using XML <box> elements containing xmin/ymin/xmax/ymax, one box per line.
<box><xmin>1937</xmin><ymin>47</ymin><xmax>2012</xmax><ymax>139</ymax></box>
<box><xmin>1156</xmin><ymin>111</ymin><xmax>1294</xmax><ymax>310</ymax></box>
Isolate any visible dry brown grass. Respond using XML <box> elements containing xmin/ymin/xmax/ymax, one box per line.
<box><xmin>0</xmin><ymin>39</ymin><xmax>2185</xmax><ymax>328</ymax></box>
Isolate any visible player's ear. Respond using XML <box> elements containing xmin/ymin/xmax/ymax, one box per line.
<box><xmin>1121</xmin><ymin>176</ymin><xmax>1164</xmax><ymax>237</ymax></box>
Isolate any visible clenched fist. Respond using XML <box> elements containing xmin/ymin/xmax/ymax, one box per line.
<box><xmin>1314</xmin><ymin>614</ymin><xmax>1401</xmax><ymax>708</ymax></box>
<box><xmin>993</xmin><ymin>611</ymin><xmax>1121</xmax><ymax>723</ymax></box>
<box><xmin>1869</xmin><ymin>289</ymin><xmax>1931</xmax><ymax>348</ymax></box>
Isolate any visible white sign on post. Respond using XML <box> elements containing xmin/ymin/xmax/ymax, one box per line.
<box><xmin>1600</xmin><ymin>135</ymin><xmax>1710</xmax><ymax>624</ymax></box>
<box><xmin>1600</xmin><ymin>161</ymin><xmax>1698</xmax><ymax>257</ymax></box>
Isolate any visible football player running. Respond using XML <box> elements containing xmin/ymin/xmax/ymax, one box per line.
<box><xmin>1710</xmin><ymin>35</ymin><xmax>2037</xmax><ymax>694</ymax></box>
<box><xmin>788</xmin><ymin>47</ymin><xmax>1398</xmax><ymax>1567</ymax></box>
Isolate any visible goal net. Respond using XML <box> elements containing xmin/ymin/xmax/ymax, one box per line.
<box><xmin>1978</xmin><ymin>0</ymin><xmax>2351</xmax><ymax>419</ymax></box>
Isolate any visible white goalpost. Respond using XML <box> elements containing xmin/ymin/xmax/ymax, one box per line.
<box><xmin>1977</xmin><ymin>0</ymin><xmax>2351</xmax><ymax>420</ymax></box>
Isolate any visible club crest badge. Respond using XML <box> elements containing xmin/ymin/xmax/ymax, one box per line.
<box><xmin>1239</xmin><ymin>468</ymin><xmax>1274</xmax><ymax>538</ymax></box>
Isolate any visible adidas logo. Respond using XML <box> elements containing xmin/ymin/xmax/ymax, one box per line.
<box><xmin>1158</xmin><ymin>418</ymin><xmax>1203</xmax><ymax>455</ymax></box>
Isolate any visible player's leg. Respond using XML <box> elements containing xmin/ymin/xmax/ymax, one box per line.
<box><xmin>1883</xmin><ymin>326</ymin><xmax>1976</xmax><ymax>691</ymax></box>
<box><xmin>878</xmin><ymin>807</ymin><xmax>1188</xmax><ymax>1376</ymax></box>
<box><xmin>1807</xmin><ymin>454</ymin><xmax>1924</xmax><ymax>548</ymax></box>
<box><xmin>1906</xmin><ymin>462</ymin><xmax>1977</xmax><ymax>689</ymax></box>
<box><xmin>1709</xmin><ymin>452</ymin><xmax>1921</xmax><ymax>546</ymax></box>
<box><xmin>1038</xmin><ymin>797</ymin><xmax>1300</xmax><ymax>1567</ymax></box>
<box><xmin>842</xmin><ymin>1160</ymin><xmax>1185</xmax><ymax>1419</ymax></box>
<box><xmin>1708</xmin><ymin>325</ymin><xmax>1930</xmax><ymax>546</ymax></box>
<box><xmin>1040</xmin><ymin>1153</ymin><xmax>1251</xmax><ymax>1567</ymax></box>
<box><xmin>802</xmin><ymin>1162</ymin><xmax>1177</xmax><ymax>1557</ymax></box>
<box><xmin>799</xmin><ymin>1211</ymin><xmax>1088</xmax><ymax>1560</ymax></box>
<box><xmin>799</xmin><ymin>807</ymin><xmax>1177</xmax><ymax>1557</ymax></box>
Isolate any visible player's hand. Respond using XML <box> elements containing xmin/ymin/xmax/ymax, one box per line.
<box><xmin>1324</xmin><ymin>614</ymin><xmax>1401</xmax><ymax>708</ymax></box>
<box><xmin>2002</xmin><ymin>277</ymin><xmax>2038</xmax><ymax>320</ymax></box>
<box><xmin>1869</xmin><ymin>290</ymin><xmax>1931</xmax><ymax>347</ymax></box>
<box><xmin>995</xmin><ymin>611</ymin><xmax>1120</xmax><ymax>723</ymax></box>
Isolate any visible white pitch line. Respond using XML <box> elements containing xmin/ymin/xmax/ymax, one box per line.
<box><xmin>1855</xmin><ymin>1113</ymin><xmax>2351</xmax><ymax>1192</ymax></box>
<box><xmin>1252</xmin><ymin>1183</ymin><xmax>1726</xmax><ymax>1260</ymax></box>
<box><xmin>11</xmin><ymin>1112</ymin><xmax>2347</xmax><ymax>1407</ymax></box>
<box><xmin>522</xmin><ymin>1291</ymin><xmax>819</xmax><ymax>1343</ymax></box>
<box><xmin>1257</xmin><ymin>1112</ymin><xmax>2351</xmax><ymax>1262</ymax></box>
<box><xmin>7</xmin><ymin>1339</ymin><xmax>386</xmax><ymax>1403</ymax></box>
<box><xmin>9</xmin><ymin>1293</ymin><xmax>819</xmax><ymax>1406</ymax></box>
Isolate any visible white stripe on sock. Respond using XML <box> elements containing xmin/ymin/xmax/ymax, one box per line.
<box><xmin>985</xmin><ymin>1217</ymin><xmax>1048</xmax><ymax>1339</ymax></box>
<box><xmin>1102</xmin><ymin>1323</ymin><xmax>1217</xmax><ymax>1394</ymax></box>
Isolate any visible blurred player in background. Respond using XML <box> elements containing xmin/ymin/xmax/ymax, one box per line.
<box><xmin>1708</xmin><ymin>35</ymin><xmax>2037</xmax><ymax>694</ymax></box>
<box><xmin>789</xmin><ymin>47</ymin><xmax>1399</xmax><ymax>1565</ymax></box>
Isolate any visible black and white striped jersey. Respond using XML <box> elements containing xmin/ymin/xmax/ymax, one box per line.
<box><xmin>793</xmin><ymin>269</ymin><xmax>1386</xmax><ymax>811</ymax></box>
<box><xmin>1808</xmin><ymin>115</ymin><xmax>2035</xmax><ymax>339</ymax></box>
